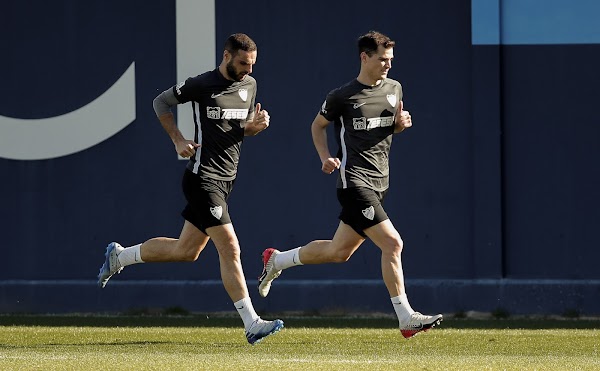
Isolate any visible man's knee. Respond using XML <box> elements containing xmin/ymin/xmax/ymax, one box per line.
<box><xmin>178</xmin><ymin>248</ymin><xmax>201</xmax><ymax>262</ymax></box>
<box><xmin>379</xmin><ymin>234</ymin><xmax>404</xmax><ymax>256</ymax></box>
<box><xmin>214</xmin><ymin>239</ymin><xmax>242</xmax><ymax>261</ymax></box>
<box><xmin>328</xmin><ymin>242</ymin><xmax>358</xmax><ymax>263</ymax></box>
<box><xmin>331</xmin><ymin>250</ymin><xmax>353</xmax><ymax>263</ymax></box>
<box><xmin>175</xmin><ymin>241</ymin><xmax>203</xmax><ymax>261</ymax></box>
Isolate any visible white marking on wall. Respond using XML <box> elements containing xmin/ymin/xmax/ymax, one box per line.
<box><xmin>0</xmin><ymin>63</ymin><xmax>136</xmax><ymax>160</ymax></box>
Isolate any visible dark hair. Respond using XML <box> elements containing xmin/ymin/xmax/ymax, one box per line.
<box><xmin>224</xmin><ymin>33</ymin><xmax>257</xmax><ymax>55</ymax></box>
<box><xmin>357</xmin><ymin>31</ymin><xmax>395</xmax><ymax>57</ymax></box>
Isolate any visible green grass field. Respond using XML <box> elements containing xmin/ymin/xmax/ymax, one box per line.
<box><xmin>0</xmin><ymin>314</ymin><xmax>598</xmax><ymax>370</ymax></box>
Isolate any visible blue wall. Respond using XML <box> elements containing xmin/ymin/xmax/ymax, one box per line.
<box><xmin>1</xmin><ymin>0</ymin><xmax>598</xmax><ymax>315</ymax></box>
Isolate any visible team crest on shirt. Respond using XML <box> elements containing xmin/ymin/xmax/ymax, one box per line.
<box><xmin>210</xmin><ymin>206</ymin><xmax>223</xmax><ymax>219</ymax></box>
<box><xmin>238</xmin><ymin>89</ymin><xmax>248</xmax><ymax>102</ymax></box>
<box><xmin>386</xmin><ymin>94</ymin><xmax>396</xmax><ymax>107</ymax></box>
<box><xmin>362</xmin><ymin>206</ymin><xmax>375</xmax><ymax>220</ymax></box>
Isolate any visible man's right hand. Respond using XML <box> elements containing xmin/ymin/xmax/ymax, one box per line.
<box><xmin>176</xmin><ymin>140</ymin><xmax>200</xmax><ymax>158</ymax></box>
<box><xmin>321</xmin><ymin>157</ymin><xmax>341</xmax><ymax>174</ymax></box>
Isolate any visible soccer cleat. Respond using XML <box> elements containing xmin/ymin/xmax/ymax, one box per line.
<box><xmin>258</xmin><ymin>248</ymin><xmax>282</xmax><ymax>297</ymax></box>
<box><xmin>400</xmin><ymin>312</ymin><xmax>443</xmax><ymax>339</ymax></box>
<box><xmin>97</xmin><ymin>242</ymin><xmax>124</xmax><ymax>288</ymax></box>
<box><xmin>245</xmin><ymin>318</ymin><xmax>284</xmax><ymax>345</ymax></box>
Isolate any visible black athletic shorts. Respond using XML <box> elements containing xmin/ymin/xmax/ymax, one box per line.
<box><xmin>337</xmin><ymin>187</ymin><xmax>389</xmax><ymax>237</ymax></box>
<box><xmin>181</xmin><ymin>169</ymin><xmax>233</xmax><ymax>234</ymax></box>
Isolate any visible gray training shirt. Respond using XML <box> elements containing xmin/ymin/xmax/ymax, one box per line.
<box><xmin>320</xmin><ymin>78</ymin><xmax>403</xmax><ymax>192</ymax></box>
<box><xmin>167</xmin><ymin>69</ymin><xmax>256</xmax><ymax>181</ymax></box>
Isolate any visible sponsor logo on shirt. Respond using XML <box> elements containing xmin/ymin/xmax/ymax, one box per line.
<box><xmin>353</xmin><ymin>117</ymin><xmax>367</xmax><ymax>130</ymax></box>
<box><xmin>206</xmin><ymin>107</ymin><xmax>249</xmax><ymax>120</ymax></box>
<box><xmin>367</xmin><ymin>116</ymin><xmax>394</xmax><ymax>129</ymax></box>
<box><xmin>352</xmin><ymin>116</ymin><xmax>394</xmax><ymax>130</ymax></box>
<box><xmin>222</xmin><ymin>109</ymin><xmax>249</xmax><ymax>119</ymax></box>
<box><xmin>207</xmin><ymin>107</ymin><xmax>221</xmax><ymax>119</ymax></box>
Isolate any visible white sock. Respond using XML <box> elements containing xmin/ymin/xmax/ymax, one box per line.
<box><xmin>391</xmin><ymin>293</ymin><xmax>415</xmax><ymax>325</ymax></box>
<box><xmin>274</xmin><ymin>246</ymin><xmax>303</xmax><ymax>270</ymax></box>
<box><xmin>117</xmin><ymin>244</ymin><xmax>144</xmax><ymax>267</ymax></box>
<box><xmin>234</xmin><ymin>297</ymin><xmax>260</xmax><ymax>329</ymax></box>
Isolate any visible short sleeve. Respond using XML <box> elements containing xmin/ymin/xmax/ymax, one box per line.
<box><xmin>319</xmin><ymin>90</ymin><xmax>341</xmax><ymax>121</ymax></box>
<box><xmin>172</xmin><ymin>76</ymin><xmax>204</xmax><ymax>104</ymax></box>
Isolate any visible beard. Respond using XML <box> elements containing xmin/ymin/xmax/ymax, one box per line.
<box><xmin>226</xmin><ymin>61</ymin><xmax>246</xmax><ymax>82</ymax></box>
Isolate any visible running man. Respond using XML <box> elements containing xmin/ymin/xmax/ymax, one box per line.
<box><xmin>257</xmin><ymin>31</ymin><xmax>442</xmax><ymax>339</ymax></box>
<box><xmin>97</xmin><ymin>33</ymin><xmax>283</xmax><ymax>345</ymax></box>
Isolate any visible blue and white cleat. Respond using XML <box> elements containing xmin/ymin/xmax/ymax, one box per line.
<box><xmin>97</xmin><ymin>242</ymin><xmax>124</xmax><ymax>288</ymax></box>
<box><xmin>245</xmin><ymin>318</ymin><xmax>284</xmax><ymax>345</ymax></box>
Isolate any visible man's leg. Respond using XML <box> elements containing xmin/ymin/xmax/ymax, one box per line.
<box><xmin>97</xmin><ymin>220</ymin><xmax>209</xmax><ymax>288</ymax></box>
<box><xmin>363</xmin><ymin>219</ymin><xmax>404</xmax><ymax>297</ymax></box>
<box><xmin>206</xmin><ymin>223</ymin><xmax>248</xmax><ymax>302</ymax></box>
<box><xmin>258</xmin><ymin>221</ymin><xmax>364</xmax><ymax>297</ymax></box>
<box><xmin>365</xmin><ymin>219</ymin><xmax>442</xmax><ymax>339</ymax></box>
<box><xmin>208</xmin><ymin>223</ymin><xmax>284</xmax><ymax>345</ymax></box>
<box><xmin>297</xmin><ymin>222</ymin><xmax>365</xmax><ymax>264</ymax></box>
<box><xmin>140</xmin><ymin>220</ymin><xmax>210</xmax><ymax>262</ymax></box>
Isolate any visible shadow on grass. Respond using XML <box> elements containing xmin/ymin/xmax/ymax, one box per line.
<box><xmin>0</xmin><ymin>314</ymin><xmax>599</xmax><ymax>329</ymax></box>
